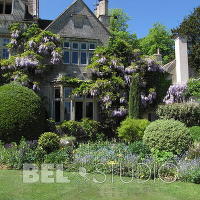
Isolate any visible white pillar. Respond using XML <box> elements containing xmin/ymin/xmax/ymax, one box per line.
<box><xmin>175</xmin><ymin>36</ymin><xmax>189</xmax><ymax>84</ymax></box>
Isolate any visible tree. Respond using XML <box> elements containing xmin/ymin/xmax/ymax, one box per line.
<box><xmin>172</xmin><ymin>6</ymin><xmax>200</xmax><ymax>74</ymax></box>
<box><xmin>109</xmin><ymin>9</ymin><xmax>139</xmax><ymax>49</ymax></box>
<box><xmin>0</xmin><ymin>23</ymin><xmax>62</xmax><ymax>90</ymax></box>
<box><xmin>140</xmin><ymin>23</ymin><xmax>174</xmax><ymax>64</ymax></box>
<box><xmin>129</xmin><ymin>73</ymin><xmax>140</xmax><ymax>118</ymax></box>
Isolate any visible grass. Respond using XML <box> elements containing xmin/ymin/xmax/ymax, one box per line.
<box><xmin>0</xmin><ymin>170</ymin><xmax>200</xmax><ymax>200</ymax></box>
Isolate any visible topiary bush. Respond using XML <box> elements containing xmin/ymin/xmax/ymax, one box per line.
<box><xmin>59</xmin><ymin>119</ymin><xmax>104</xmax><ymax>142</ymax></box>
<box><xmin>117</xmin><ymin>118</ymin><xmax>150</xmax><ymax>142</ymax></box>
<box><xmin>143</xmin><ymin>119</ymin><xmax>192</xmax><ymax>154</ymax></box>
<box><xmin>0</xmin><ymin>83</ymin><xmax>46</xmax><ymax>142</ymax></box>
<box><xmin>156</xmin><ymin>103</ymin><xmax>200</xmax><ymax>127</ymax></box>
<box><xmin>38</xmin><ymin>132</ymin><xmax>60</xmax><ymax>153</ymax></box>
<box><xmin>189</xmin><ymin>126</ymin><xmax>200</xmax><ymax>142</ymax></box>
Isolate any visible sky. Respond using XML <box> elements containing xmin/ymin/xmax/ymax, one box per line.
<box><xmin>39</xmin><ymin>0</ymin><xmax>200</xmax><ymax>38</ymax></box>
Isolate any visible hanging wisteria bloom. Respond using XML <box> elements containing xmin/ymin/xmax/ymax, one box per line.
<box><xmin>38</xmin><ymin>44</ymin><xmax>50</xmax><ymax>54</ymax></box>
<box><xmin>124</xmin><ymin>75</ymin><xmax>132</xmax><ymax>85</ymax></box>
<box><xmin>10</xmin><ymin>39</ymin><xmax>17</xmax><ymax>45</ymax></box>
<box><xmin>11</xmin><ymin>30</ymin><xmax>20</xmax><ymax>39</ymax></box>
<box><xmin>51</xmin><ymin>50</ymin><xmax>62</xmax><ymax>64</ymax></box>
<box><xmin>120</xmin><ymin>97</ymin><xmax>126</xmax><ymax>104</ymax></box>
<box><xmin>28</xmin><ymin>40</ymin><xmax>36</xmax><ymax>49</ymax></box>
<box><xmin>102</xmin><ymin>95</ymin><xmax>112</xmax><ymax>109</ymax></box>
<box><xmin>43</xmin><ymin>37</ymin><xmax>50</xmax><ymax>43</ymax></box>
<box><xmin>97</xmin><ymin>57</ymin><xmax>106</xmax><ymax>64</ymax></box>
<box><xmin>90</xmin><ymin>89</ymin><xmax>98</xmax><ymax>96</ymax></box>
<box><xmin>125</xmin><ymin>66</ymin><xmax>137</xmax><ymax>75</ymax></box>
<box><xmin>112</xmin><ymin>107</ymin><xmax>128</xmax><ymax>117</ymax></box>
<box><xmin>163</xmin><ymin>84</ymin><xmax>187</xmax><ymax>104</ymax></box>
<box><xmin>15</xmin><ymin>57</ymin><xmax>39</xmax><ymax>68</ymax></box>
<box><xmin>33</xmin><ymin>83</ymin><xmax>40</xmax><ymax>91</ymax></box>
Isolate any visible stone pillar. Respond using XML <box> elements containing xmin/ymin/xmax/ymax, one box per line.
<box><xmin>175</xmin><ymin>36</ymin><xmax>189</xmax><ymax>83</ymax></box>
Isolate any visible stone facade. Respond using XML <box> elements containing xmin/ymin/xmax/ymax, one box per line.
<box><xmin>0</xmin><ymin>0</ymin><xmax>110</xmax><ymax>122</ymax></box>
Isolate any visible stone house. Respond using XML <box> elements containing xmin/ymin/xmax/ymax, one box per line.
<box><xmin>0</xmin><ymin>0</ymin><xmax>110</xmax><ymax>122</ymax></box>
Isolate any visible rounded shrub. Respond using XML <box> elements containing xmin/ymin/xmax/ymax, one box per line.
<box><xmin>156</xmin><ymin>103</ymin><xmax>200</xmax><ymax>127</ymax></box>
<box><xmin>117</xmin><ymin>118</ymin><xmax>150</xmax><ymax>142</ymax></box>
<box><xmin>38</xmin><ymin>132</ymin><xmax>60</xmax><ymax>153</ymax></box>
<box><xmin>189</xmin><ymin>126</ymin><xmax>200</xmax><ymax>142</ymax></box>
<box><xmin>143</xmin><ymin>119</ymin><xmax>192</xmax><ymax>154</ymax></box>
<box><xmin>0</xmin><ymin>83</ymin><xmax>46</xmax><ymax>142</ymax></box>
<box><xmin>60</xmin><ymin>119</ymin><xmax>104</xmax><ymax>142</ymax></box>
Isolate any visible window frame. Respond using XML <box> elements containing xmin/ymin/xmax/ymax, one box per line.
<box><xmin>63</xmin><ymin>50</ymin><xmax>70</xmax><ymax>64</ymax></box>
<box><xmin>0</xmin><ymin>0</ymin><xmax>13</xmax><ymax>14</ymax></box>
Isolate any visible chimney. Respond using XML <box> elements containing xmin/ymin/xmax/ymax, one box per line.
<box><xmin>154</xmin><ymin>48</ymin><xmax>162</xmax><ymax>64</ymax></box>
<box><xmin>97</xmin><ymin>0</ymin><xmax>109</xmax><ymax>28</ymax></box>
<box><xmin>175</xmin><ymin>36</ymin><xmax>189</xmax><ymax>84</ymax></box>
<box><xmin>95</xmin><ymin>2</ymin><xmax>100</xmax><ymax>18</ymax></box>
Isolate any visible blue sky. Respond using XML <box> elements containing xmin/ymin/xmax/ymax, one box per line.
<box><xmin>40</xmin><ymin>0</ymin><xmax>200</xmax><ymax>38</ymax></box>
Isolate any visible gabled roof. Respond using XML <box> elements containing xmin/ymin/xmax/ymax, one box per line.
<box><xmin>45</xmin><ymin>0</ymin><xmax>110</xmax><ymax>44</ymax></box>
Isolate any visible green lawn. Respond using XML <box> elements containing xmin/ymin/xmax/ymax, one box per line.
<box><xmin>0</xmin><ymin>170</ymin><xmax>200</xmax><ymax>200</ymax></box>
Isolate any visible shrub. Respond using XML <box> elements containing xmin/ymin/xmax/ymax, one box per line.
<box><xmin>143</xmin><ymin>119</ymin><xmax>192</xmax><ymax>154</ymax></box>
<box><xmin>189</xmin><ymin>126</ymin><xmax>200</xmax><ymax>142</ymax></box>
<box><xmin>0</xmin><ymin>83</ymin><xmax>46</xmax><ymax>142</ymax></box>
<box><xmin>59</xmin><ymin>119</ymin><xmax>104</xmax><ymax>142</ymax></box>
<box><xmin>181</xmin><ymin>168</ymin><xmax>200</xmax><ymax>184</ymax></box>
<box><xmin>156</xmin><ymin>103</ymin><xmax>200</xmax><ymax>127</ymax></box>
<box><xmin>38</xmin><ymin>132</ymin><xmax>60</xmax><ymax>153</ymax></box>
<box><xmin>117</xmin><ymin>118</ymin><xmax>150</xmax><ymax>142</ymax></box>
<box><xmin>185</xmin><ymin>78</ymin><xmax>200</xmax><ymax>99</ymax></box>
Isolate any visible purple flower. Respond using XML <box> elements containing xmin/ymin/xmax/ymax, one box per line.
<box><xmin>112</xmin><ymin>107</ymin><xmax>127</xmax><ymax>117</ymax></box>
<box><xmin>97</xmin><ymin>57</ymin><xmax>106</xmax><ymax>64</ymax></box>
<box><xmin>163</xmin><ymin>84</ymin><xmax>187</xmax><ymax>104</ymax></box>
<box><xmin>120</xmin><ymin>97</ymin><xmax>126</xmax><ymax>104</ymax></box>
<box><xmin>11</xmin><ymin>30</ymin><xmax>20</xmax><ymax>39</ymax></box>
<box><xmin>51</xmin><ymin>51</ymin><xmax>61</xmax><ymax>64</ymax></box>
<box><xmin>15</xmin><ymin>57</ymin><xmax>39</xmax><ymax>68</ymax></box>
<box><xmin>90</xmin><ymin>89</ymin><xmax>98</xmax><ymax>96</ymax></box>
<box><xmin>125</xmin><ymin>66</ymin><xmax>137</xmax><ymax>75</ymax></box>
<box><xmin>28</xmin><ymin>40</ymin><xmax>36</xmax><ymax>48</ymax></box>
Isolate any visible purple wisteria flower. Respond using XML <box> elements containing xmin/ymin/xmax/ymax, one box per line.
<box><xmin>38</xmin><ymin>44</ymin><xmax>49</xmax><ymax>54</ymax></box>
<box><xmin>28</xmin><ymin>40</ymin><xmax>36</xmax><ymax>49</ymax></box>
<box><xmin>51</xmin><ymin>51</ymin><xmax>61</xmax><ymax>64</ymax></box>
<box><xmin>124</xmin><ymin>75</ymin><xmax>132</xmax><ymax>85</ymax></box>
<box><xmin>97</xmin><ymin>57</ymin><xmax>106</xmax><ymax>64</ymax></box>
<box><xmin>120</xmin><ymin>97</ymin><xmax>126</xmax><ymax>104</ymax></box>
<box><xmin>15</xmin><ymin>57</ymin><xmax>39</xmax><ymax>67</ymax></box>
<box><xmin>141</xmin><ymin>92</ymin><xmax>157</xmax><ymax>107</ymax></box>
<box><xmin>125</xmin><ymin>66</ymin><xmax>137</xmax><ymax>75</ymax></box>
<box><xmin>90</xmin><ymin>89</ymin><xmax>98</xmax><ymax>96</ymax></box>
<box><xmin>112</xmin><ymin>107</ymin><xmax>127</xmax><ymax>117</ymax></box>
<box><xmin>10</xmin><ymin>39</ymin><xmax>17</xmax><ymax>45</ymax></box>
<box><xmin>11</xmin><ymin>30</ymin><xmax>20</xmax><ymax>39</ymax></box>
<box><xmin>163</xmin><ymin>84</ymin><xmax>187</xmax><ymax>104</ymax></box>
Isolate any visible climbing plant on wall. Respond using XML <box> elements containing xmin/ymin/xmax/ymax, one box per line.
<box><xmin>0</xmin><ymin>23</ymin><xmax>62</xmax><ymax>90</ymax></box>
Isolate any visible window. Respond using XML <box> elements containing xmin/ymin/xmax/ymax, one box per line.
<box><xmin>75</xmin><ymin>102</ymin><xmax>83</xmax><ymax>121</ymax></box>
<box><xmin>89</xmin><ymin>43</ymin><xmax>96</xmax><ymax>50</ymax></box>
<box><xmin>64</xmin><ymin>102</ymin><xmax>71</xmax><ymax>121</ymax></box>
<box><xmin>54</xmin><ymin>88</ymin><xmax>60</xmax><ymax>99</ymax></box>
<box><xmin>86</xmin><ymin>102</ymin><xmax>93</xmax><ymax>119</ymax></box>
<box><xmin>81</xmin><ymin>43</ymin><xmax>87</xmax><ymax>50</ymax></box>
<box><xmin>63</xmin><ymin>51</ymin><xmax>70</xmax><ymax>64</ymax></box>
<box><xmin>88</xmin><ymin>52</ymin><xmax>93</xmax><ymax>64</ymax></box>
<box><xmin>2</xmin><ymin>48</ymin><xmax>9</xmax><ymax>59</ymax></box>
<box><xmin>62</xmin><ymin>41</ymin><xmax>96</xmax><ymax>65</ymax></box>
<box><xmin>64</xmin><ymin>87</ymin><xmax>72</xmax><ymax>98</ymax></box>
<box><xmin>63</xmin><ymin>42</ymin><xmax>70</xmax><ymax>48</ymax></box>
<box><xmin>72</xmin><ymin>43</ymin><xmax>79</xmax><ymax>50</ymax></box>
<box><xmin>80</xmin><ymin>52</ymin><xmax>87</xmax><ymax>65</ymax></box>
<box><xmin>72</xmin><ymin>51</ymin><xmax>78</xmax><ymax>64</ymax></box>
<box><xmin>0</xmin><ymin>0</ymin><xmax>12</xmax><ymax>14</ymax></box>
<box><xmin>3</xmin><ymin>38</ymin><xmax>9</xmax><ymax>46</ymax></box>
<box><xmin>52</xmin><ymin>86</ymin><xmax>96</xmax><ymax>122</ymax></box>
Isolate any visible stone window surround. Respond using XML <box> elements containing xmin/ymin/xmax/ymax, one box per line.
<box><xmin>51</xmin><ymin>84</ymin><xmax>98</xmax><ymax>122</ymax></box>
<box><xmin>62</xmin><ymin>39</ymin><xmax>97</xmax><ymax>65</ymax></box>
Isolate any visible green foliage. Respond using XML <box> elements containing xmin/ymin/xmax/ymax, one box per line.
<box><xmin>38</xmin><ymin>132</ymin><xmax>60</xmax><ymax>154</ymax></box>
<box><xmin>128</xmin><ymin>141</ymin><xmax>151</xmax><ymax>156</ymax></box>
<box><xmin>172</xmin><ymin>6</ymin><xmax>200</xmax><ymax>74</ymax></box>
<box><xmin>156</xmin><ymin>103</ymin><xmax>200</xmax><ymax>127</ymax></box>
<box><xmin>181</xmin><ymin>168</ymin><xmax>200</xmax><ymax>184</ymax></box>
<box><xmin>143</xmin><ymin>119</ymin><xmax>192</xmax><ymax>154</ymax></box>
<box><xmin>44</xmin><ymin>147</ymin><xmax>73</xmax><ymax>165</ymax></box>
<box><xmin>185</xmin><ymin>78</ymin><xmax>200</xmax><ymax>100</ymax></box>
<box><xmin>129</xmin><ymin>73</ymin><xmax>140</xmax><ymax>118</ymax></box>
<box><xmin>140</xmin><ymin>23</ymin><xmax>174</xmax><ymax>64</ymax></box>
<box><xmin>0</xmin><ymin>83</ymin><xmax>46</xmax><ymax>142</ymax></box>
<box><xmin>151</xmin><ymin>149</ymin><xmax>174</xmax><ymax>163</ymax></box>
<box><xmin>117</xmin><ymin>118</ymin><xmax>150</xmax><ymax>142</ymax></box>
<box><xmin>59</xmin><ymin>119</ymin><xmax>104</xmax><ymax>142</ymax></box>
<box><xmin>189</xmin><ymin>126</ymin><xmax>200</xmax><ymax>142</ymax></box>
